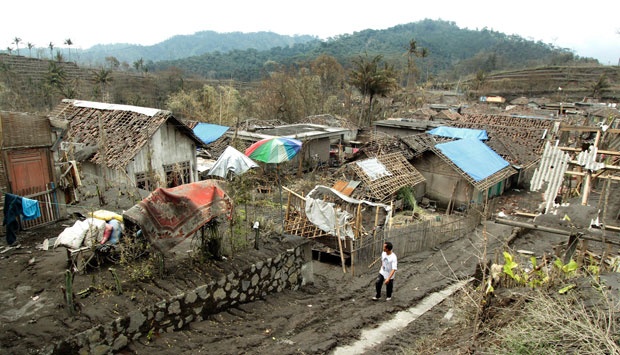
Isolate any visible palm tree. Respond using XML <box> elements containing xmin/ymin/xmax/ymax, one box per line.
<box><xmin>64</xmin><ymin>38</ymin><xmax>73</xmax><ymax>61</ymax></box>
<box><xmin>404</xmin><ymin>39</ymin><xmax>429</xmax><ymax>87</ymax></box>
<box><xmin>12</xmin><ymin>37</ymin><xmax>22</xmax><ymax>55</ymax></box>
<box><xmin>27</xmin><ymin>42</ymin><xmax>35</xmax><ymax>57</ymax></box>
<box><xmin>133</xmin><ymin>58</ymin><xmax>144</xmax><ymax>73</ymax></box>
<box><xmin>6</xmin><ymin>47</ymin><xmax>13</xmax><ymax>55</ymax></box>
<box><xmin>404</xmin><ymin>39</ymin><xmax>418</xmax><ymax>87</ymax></box>
<box><xmin>92</xmin><ymin>67</ymin><xmax>113</xmax><ymax>101</ymax></box>
<box><xmin>55</xmin><ymin>51</ymin><xmax>64</xmax><ymax>62</ymax></box>
<box><xmin>419</xmin><ymin>47</ymin><xmax>430</xmax><ymax>82</ymax></box>
<box><xmin>348</xmin><ymin>54</ymin><xmax>399</xmax><ymax>126</ymax></box>
<box><xmin>48</xmin><ymin>42</ymin><xmax>54</xmax><ymax>59</ymax></box>
<box><xmin>591</xmin><ymin>74</ymin><xmax>609</xmax><ymax>99</ymax></box>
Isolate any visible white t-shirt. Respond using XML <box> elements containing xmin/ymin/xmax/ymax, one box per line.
<box><xmin>380</xmin><ymin>251</ymin><xmax>397</xmax><ymax>279</ymax></box>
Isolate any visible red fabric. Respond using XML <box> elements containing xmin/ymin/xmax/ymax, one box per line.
<box><xmin>101</xmin><ymin>224</ymin><xmax>113</xmax><ymax>244</ymax></box>
<box><xmin>123</xmin><ymin>180</ymin><xmax>232</xmax><ymax>251</ymax></box>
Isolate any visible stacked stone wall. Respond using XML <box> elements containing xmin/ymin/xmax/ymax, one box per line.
<box><xmin>49</xmin><ymin>237</ymin><xmax>313</xmax><ymax>354</ymax></box>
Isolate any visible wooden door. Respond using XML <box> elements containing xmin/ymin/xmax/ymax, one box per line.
<box><xmin>5</xmin><ymin>148</ymin><xmax>59</xmax><ymax>229</ymax></box>
<box><xmin>7</xmin><ymin>148</ymin><xmax>51</xmax><ymax>193</ymax></box>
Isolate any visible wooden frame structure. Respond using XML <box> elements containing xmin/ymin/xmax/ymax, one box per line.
<box><xmin>530</xmin><ymin>123</ymin><xmax>620</xmax><ymax>229</ymax></box>
<box><xmin>283</xmin><ymin>185</ymin><xmax>391</xmax><ymax>275</ymax></box>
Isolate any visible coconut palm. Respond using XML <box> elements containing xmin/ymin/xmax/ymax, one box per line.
<box><xmin>348</xmin><ymin>54</ymin><xmax>398</xmax><ymax>126</ymax></box>
<box><xmin>419</xmin><ymin>47</ymin><xmax>430</xmax><ymax>82</ymax></box>
<box><xmin>48</xmin><ymin>42</ymin><xmax>54</xmax><ymax>59</ymax></box>
<box><xmin>92</xmin><ymin>67</ymin><xmax>113</xmax><ymax>101</ymax></box>
<box><xmin>27</xmin><ymin>42</ymin><xmax>35</xmax><ymax>57</ymax></box>
<box><xmin>64</xmin><ymin>38</ymin><xmax>73</xmax><ymax>61</ymax></box>
<box><xmin>12</xmin><ymin>37</ymin><xmax>22</xmax><ymax>55</ymax></box>
<box><xmin>404</xmin><ymin>39</ymin><xmax>429</xmax><ymax>86</ymax></box>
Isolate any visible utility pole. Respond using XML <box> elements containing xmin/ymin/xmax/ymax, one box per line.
<box><xmin>97</xmin><ymin>113</ymin><xmax>107</xmax><ymax>205</ymax></box>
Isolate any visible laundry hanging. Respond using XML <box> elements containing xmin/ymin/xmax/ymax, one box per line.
<box><xmin>3</xmin><ymin>193</ymin><xmax>41</xmax><ymax>245</ymax></box>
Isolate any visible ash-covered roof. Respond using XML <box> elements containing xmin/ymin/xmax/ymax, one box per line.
<box><xmin>338</xmin><ymin>152</ymin><xmax>426</xmax><ymax>202</ymax></box>
<box><xmin>48</xmin><ymin>99</ymin><xmax>202</xmax><ymax>169</ymax></box>
<box><xmin>450</xmin><ymin>113</ymin><xmax>555</xmax><ymax>168</ymax></box>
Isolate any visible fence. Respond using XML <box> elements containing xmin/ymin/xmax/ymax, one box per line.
<box><xmin>351</xmin><ymin>205</ymin><xmax>486</xmax><ymax>270</ymax></box>
<box><xmin>283</xmin><ymin>184</ymin><xmax>488</xmax><ymax>274</ymax></box>
<box><xmin>17</xmin><ymin>183</ymin><xmax>61</xmax><ymax>230</ymax></box>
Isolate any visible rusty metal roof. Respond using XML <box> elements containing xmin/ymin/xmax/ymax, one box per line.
<box><xmin>331</xmin><ymin>180</ymin><xmax>360</xmax><ymax>197</ymax></box>
<box><xmin>48</xmin><ymin>99</ymin><xmax>202</xmax><ymax>169</ymax></box>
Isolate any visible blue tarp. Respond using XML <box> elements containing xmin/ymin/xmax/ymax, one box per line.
<box><xmin>193</xmin><ymin>123</ymin><xmax>229</xmax><ymax>144</ymax></box>
<box><xmin>436</xmin><ymin>139</ymin><xmax>509</xmax><ymax>182</ymax></box>
<box><xmin>427</xmin><ymin>126</ymin><xmax>488</xmax><ymax>140</ymax></box>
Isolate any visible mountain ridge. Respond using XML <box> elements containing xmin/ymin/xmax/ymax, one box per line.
<box><xmin>3</xmin><ymin>19</ymin><xmax>596</xmax><ymax>83</ymax></box>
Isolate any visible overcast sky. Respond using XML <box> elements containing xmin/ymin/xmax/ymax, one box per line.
<box><xmin>3</xmin><ymin>0</ymin><xmax>619</xmax><ymax>65</ymax></box>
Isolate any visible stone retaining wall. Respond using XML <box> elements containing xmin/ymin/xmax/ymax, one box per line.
<box><xmin>48</xmin><ymin>236</ymin><xmax>313</xmax><ymax>354</ymax></box>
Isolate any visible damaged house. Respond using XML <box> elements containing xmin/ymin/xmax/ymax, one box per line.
<box><xmin>402</xmin><ymin>126</ymin><xmax>517</xmax><ymax>211</ymax></box>
<box><xmin>283</xmin><ymin>151</ymin><xmax>425</xmax><ymax>268</ymax></box>
<box><xmin>1</xmin><ymin>111</ymin><xmax>62</xmax><ymax>229</ymax></box>
<box><xmin>332</xmin><ymin>152</ymin><xmax>426</xmax><ymax>203</ymax></box>
<box><xmin>450</xmin><ymin>113</ymin><xmax>556</xmax><ymax>187</ymax></box>
<box><xmin>229</xmin><ymin>123</ymin><xmax>350</xmax><ymax>168</ymax></box>
<box><xmin>48</xmin><ymin>100</ymin><xmax>204</xmax><ymax>193</ymax></box>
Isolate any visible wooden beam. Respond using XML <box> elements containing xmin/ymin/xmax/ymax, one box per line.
<box><xmin>605</xmin><ymin>225</ymin><xmax>620</xmax><ymax>232</ymax></box>
<box><xmin>494</xmin><ymin>218</ymin><xmax>575</xmax><ymax>236</ymax></box>
<box><xmin>282</xmin><ymin>186</ymin><xmax>306</xmax><ymax>200</ymax></box>
<box><xmin>559</xmin><ymin>126</ymin><xmax>620</xmax><ymax>134</ymax></box>
<box><xmin>559</xmin><ymin>146</ymin><xmax>620</xmax><ymax>156</ymax></box>
<box><xmin>514</xmin><ymin>211</ymin><xmax>539</xmax><ymax>218</ymax></box>
<box><xmin>495</xmin><ymin>218</ymin><xmax>620</xmax><ymax>247</ymax></box>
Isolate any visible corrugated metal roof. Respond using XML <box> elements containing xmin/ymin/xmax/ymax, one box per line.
<box><xmin>428</xmin><ymin>126</ymin><xmax>488</xmax><ymax>140</ymax></box>
<box><xmin>332</xmin><ymin>180</ymin><xmax>361</xmax><ymax>197</ymax></box>
<box><xmin>435</xmin><ymin>139</ymin><xmax>509</xmax><ymax>182</ymax></box>
<box><xmin>193</xmin><ymin>123</ymin><xmax>229</xmax><ymax>144</ymax></box>
<box><xmin>530</xmin><ymin>141</ymin><xmax>571</xmax><ymax>213</ymax></box>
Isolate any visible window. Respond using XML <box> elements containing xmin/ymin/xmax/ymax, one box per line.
<box><xmin>135</xmin><ymin>172</ymin><xmax>154</xmax><ymax>191</ymax></box>
<box><xmin>164</xmin><ymin>161</ymin><xmax>191</xmax><ymax>188</ymax></box>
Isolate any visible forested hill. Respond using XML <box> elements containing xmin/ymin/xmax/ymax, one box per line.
<box><xmin>2</xmin><ymin>19</ymin><xmax>598</xmax><ymax>83</ymax></box>
<box><xmin>148</xmin><ymin>19</ymin><xmax>595</xmax><ymax>82</ymax></box>
<box><xmin>75</xmin><ymin>31</ymin><xmax>317</xmax><ymax>65</ymax></box>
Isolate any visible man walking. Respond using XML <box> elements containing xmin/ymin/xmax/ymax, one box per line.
<box><xmin>373</xmin><ymin>241</ymin><xmax>397</xmax><ymax>301</ymax></box>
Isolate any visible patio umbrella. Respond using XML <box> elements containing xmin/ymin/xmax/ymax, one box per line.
<box><xmin>244</xmin><ymin>137</ymin><xmax>302</xmax><ymax>233</ymax></box>
<box><xmin>244</xmin><ymin>137</ymin><xmax>302</xmax><ymax>164</ymax></box>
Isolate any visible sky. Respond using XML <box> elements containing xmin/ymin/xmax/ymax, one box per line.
<box><xmin>3</xmin><ymin>0</ymin><xmax>619</xmax><ymax>65</ymax></box>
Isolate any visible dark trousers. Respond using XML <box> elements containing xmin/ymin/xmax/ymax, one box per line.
<box><xmin>375</xmin><ymin>274</ymin><xmax>394</xmax><ymax>298</ymax></box>
<box><xmin>3</xmin><ymin>193</ymin><xmax>22</xmax><ymax>245</ymax></box>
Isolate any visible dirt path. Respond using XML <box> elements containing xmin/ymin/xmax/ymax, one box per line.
<box><xmin>123</xmin><ymin>221</ymin><xmax>519</xmax><ymax>354</ymax></box>
<box><xmin>1</xmin><ymin>188</ymin><xmax>610</xmax><ymax>354</ymax></box>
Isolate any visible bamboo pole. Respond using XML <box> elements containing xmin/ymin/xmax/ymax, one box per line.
<box><xmin>336</xmin><ymin>216</ymin><xmax>347</xmax><ymax>273</ymax></box>
<box><xmin>282</xmin><ymin>186</ymin><xmax>306</xmax><ymax>200</ymax></box>
<box><xmin>372</xmin><ymin>206</ymin><xmax>380</xmax><ymax>260</ymax></box>
<box><xmin>581</xmin><ymin>130</ymin><xmax>601</xmax><ymax>205</ymax></box>
<box><xmin>368</xmin><ymin>256</ymin><xmax>381</xmax><ymax>269</ymax></box>
<box><xmin>353</xmin><ymin>203</ymin><xmax>363</xmax><ymax>276</ymax></box>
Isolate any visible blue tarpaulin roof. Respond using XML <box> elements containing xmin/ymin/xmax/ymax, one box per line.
<box><xmin>436</xmin><ymin>139</ymin><xmax>509</xmax><ymax>181</ymax></box>
<box><xmin>427</xmin><ymin>126</ymin><xmax>488</xmax><ymax>140</ymax></box>
<box><xmin>193</xmin><ymin>123</ymin><xmax>229</xmax><ymax>144</ymax></box>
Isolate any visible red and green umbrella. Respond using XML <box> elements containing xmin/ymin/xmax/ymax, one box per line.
<box><xmin>244</xmin><ymin>137</ymin><xmax>302</xmax><ymax>234</ymax></box>
<box><xmin>244</xmin><ymin>137</ymin><xmax>302</xmax><ymax>164</ymax></box>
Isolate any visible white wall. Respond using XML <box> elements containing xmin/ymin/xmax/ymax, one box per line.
<box><xmin>82</xmin><ymin>121</ymin><xmax>198</xmax><ymax>189</ymax></box>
